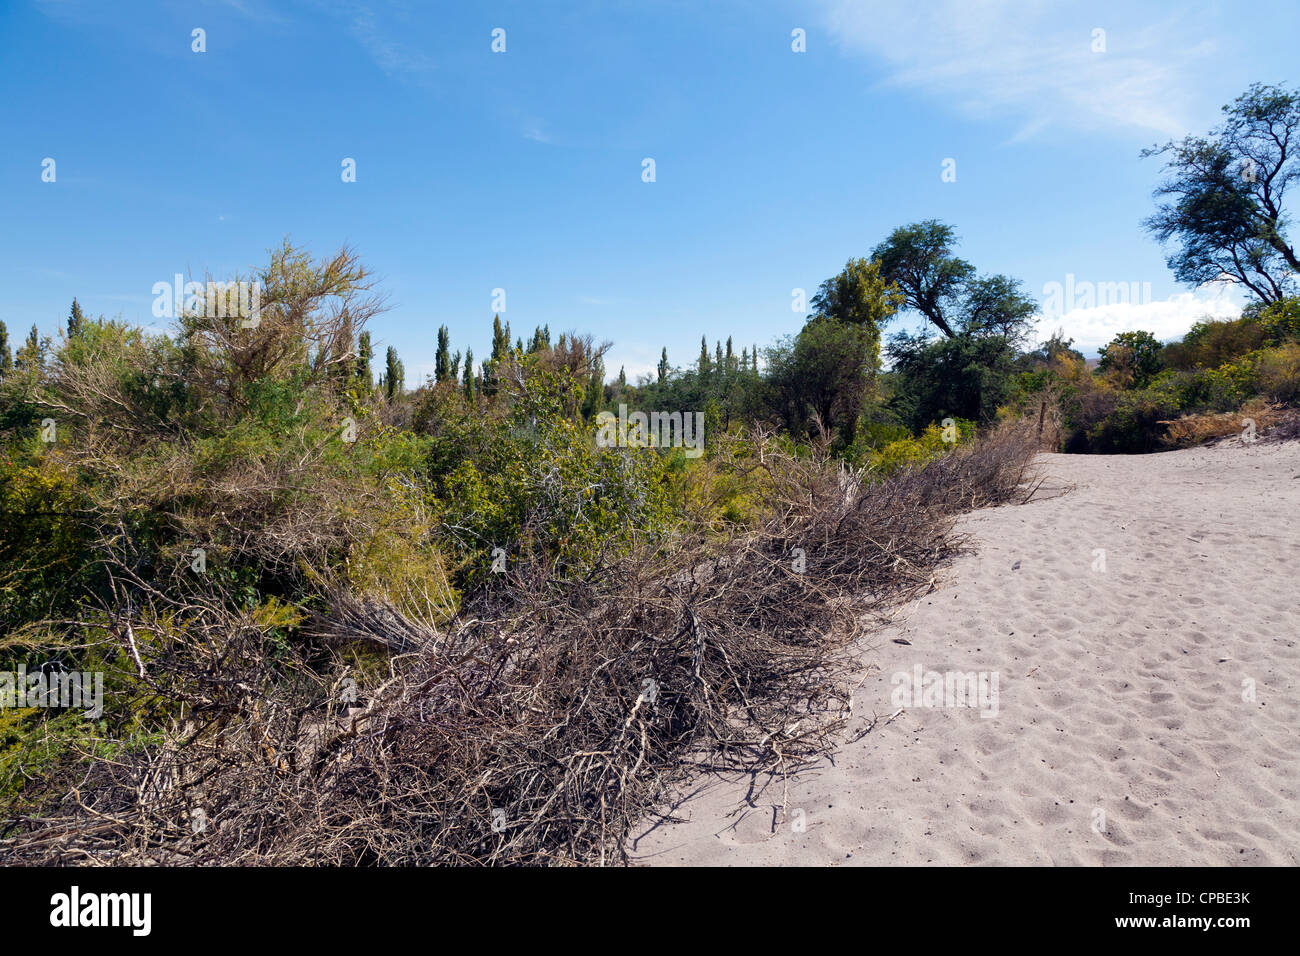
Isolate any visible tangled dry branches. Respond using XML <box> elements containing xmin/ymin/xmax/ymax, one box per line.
<box><xmin>1</xmin><ymin>422</ymin><xmax>1039</xmax><ymax>865</ymax></box>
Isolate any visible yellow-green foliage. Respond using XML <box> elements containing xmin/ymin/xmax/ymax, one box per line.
<box><xmin>660</xmin><ymin>430</ymin><xmax>775</xmax><ymax>531</ymax></box>
<box><xmin>0</xmin><ymin>446</ymin><xmax>90</xmax><ymax>625</ymax></box>
<box><xmin>1203</xmin><ymin>350</ymin><xmax>1264</xmax><ymax>406</ymax></box>
<box><xmin>433</xmin><ymin>363</ymin><xmax>683</xmax><ymax>583</ymax></box>
<box><xmin>1256</xmin><ymin>341</ymin><xmax>1300</xmax><ymax>404</ymax></box>
<box><xmin>345</xmin><ymin>475</ymin><xmax>458</xmax><ymax>619</ymax></box>
<box><xmin>0</xmin><ymin>631</ymin><xmax>166</xmax><ymax>810</ymax></box>
<box><xmin>1256</xmin><ymin>297</ymin><xmax>1300</xmax><ymax>345</ymax></box>
<box><xmin>867</xmin><ymin>419</ymin><xmax>976</xmax><ymax>476</ymax></box>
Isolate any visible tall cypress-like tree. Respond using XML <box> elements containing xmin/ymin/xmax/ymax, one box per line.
<box><xmin>528</xmin><ymin>324</ymin><xmax>551</xmax><ymax>353</ymax></box>
<box><xmin>657</xmin><ymin>347</ymin><xmax>668</xmax><ymax>384</ymax></box>
<box><xmin>0</xmin><ymin>320</ymin><xmax>11</xmax><ymax>379</ymax></box>
<box><xmin>463</xmin><ymin>347</ymin><xmax>475</xmax><ymax>402</ymax></box>
<box><xmin>450</xmin><ymin>350</ymin><xmax>462</xmax><ymax>379</ymax></box>
<box><xmin>486</xmin><ymin>314</ymin><xmax>510</xmax><ymax>394</ymax></box>
<box><xmin>698</xmin><ymin>336</ymin><xmax>711</xmax><ymax>375</ymax></box>
<box><xmin>15</xmin><ymin>324</ymin><xmax>42</xmax><ymax>372</ymax></box>
<box><xmin>384</xmin><ymin>346</ymin><xmax>404</xmax><ymax>401</ymax></box>
<box><xmin>356</xmin><ymin>331</ymin><xmax>373</xmax><ymax>387</ymax></box>
<box><xmin>67</xmin><ymin>298</ymin><xmax>86</xmax><ymax>337</ymax></box>
<box><xmin>435</xmin><ymin>326</ymin><xmax>451</xmax><ymax>383</ymax></box>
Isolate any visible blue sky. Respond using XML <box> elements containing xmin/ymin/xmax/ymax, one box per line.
<box><xmin>2</xmin><ymin>0</ymin><xmax>1296</xmax><ymax>382</ymax></box>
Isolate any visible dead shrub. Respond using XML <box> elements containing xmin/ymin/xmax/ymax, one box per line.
<box><xmin>1</xmin><ymin>423</ymin><xmax>1039</xmax><ymax>865</ymax></box>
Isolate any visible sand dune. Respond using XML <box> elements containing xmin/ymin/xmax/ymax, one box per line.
<box><xmin>632</xmin><ymin>440</ymin><xmax>1300</xmax><ymax>866</ymax></box>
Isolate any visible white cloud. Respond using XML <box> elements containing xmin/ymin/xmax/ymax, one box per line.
<box><xmin>818</xmin><ymin>0</ymin><xmax>1216</xmax><ymax>138</ymax></box>
<box><xmin>1033</xmin><ymin>284</ymin><xmax>1243</xmax><ymax>352</ymax></box>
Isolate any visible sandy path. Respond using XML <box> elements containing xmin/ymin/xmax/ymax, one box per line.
<box><xmin>631</xmin><ymin>440</ymin><xmax>1300</xmax><ymax>866</ymax></box>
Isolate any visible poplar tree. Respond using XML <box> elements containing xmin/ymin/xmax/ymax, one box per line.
<box><xmin>0</xmin><ymin>320</ymin><xmax>11</xmax><ymax>379</ymax></box>
<box><xmin>356</xmin><ymin>331</ymin><xmax>373</xmax><ymax>387</ymax></box>
<box><xmin>384</xmin><ymin>346</ymin><xmax>404</xmax><ymax>400</ymax></box>
<box><xmin>67</xmin><ymin>298</ymin><xmax>86</xmax><ymax>337</ymax></box>
<box><xmin>435</xmin><ymin>326</ymin><xmax>451</xmax><ymax>383</ymax></box>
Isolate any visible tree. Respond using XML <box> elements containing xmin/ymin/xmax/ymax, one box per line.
<box><xmin>14</xmin><ymin>323</ymin><xmax>43</xmax><ymax>372</ymax></box>
<box><xmin>450</xmin><ymin>350</ymin><xmax>461</xmax><ymax>380</ymax></box>
<box><xmin>697</xmin><ymin>336</ymin><xmax>711</xmax><ymax>376</ymax></box>
<box><xmin>763</xmin><ymin>316</ymin><xmax>880</xmax><ymax>442</ymax></box>
<box><xmin>528</xmin><ymin>324</ymin><xmax>551</xmax><ymax>353</ymax></box>
<box><xmin>1142</xmin><ymin>83</ymin><xmax>1300</xmax><ymax>303</ymax></box>
<box><xmin>886</xmin><ymin>331</ymin><xmax>1019</xmax><ymax>431</ymax></box>
<box><xmin>485</xmin><ymin>314</ymin><xmax>510</xmax><ymax>394</ymax></box>
<box><xmin>871</xmin><ymin>221</ymin><xmax>975</xmax><ymax>337</ymax></box>
<box><xmin>67</xmin><ymin>298</ymin><xmax>86</xmax><ymax>337</ymax></box>
<box><xmin>462</xmin><ymin>347</ymin><xmax>475</xmax><ymax>402</ymax></box>
<box><xmin>1098</xmin><ymin>330</ymin><xmax>1164</xmax><ymax>388</ymax></box>
<box><xmin>0</xmin><ymin>320</ymin><xmax>11</xmax><ymax>379</ymax></box>
<box><xmin>491</xmin><ymin>315</ymin><xmax>510</xmax><ymax>358</ymax></box>
<box><xmin>581</xmin><ymin>357</ymin><xmax>605</xmax><ymax>419</ymax></box>
<box><xmin>356</xmin><ymin>330</ymin><xmax>373</xmax><ymax>387</ymax></box>
<box><xmin>435</xmin><ymin>326</ymin><xmax>451</xmax><ymax>383</ymax></box>
<box><xmin>959</xmin><ymin>274</ymin><xmax>1037</xmax><ymax>342</ymax></box>
<box><xmin>810</xmin><ymin>257</ymin><xmax>905</xmax><ymax>369</ymax></box>
<box><xmin>384</xmin><ymin>345</ymin><xmax>404</xmax><ymax>400</ymax></box>
<box><xmin>657</xmin><ymin>347</ymin><xmax>668</xmax><ymax>384</ymax></box>
<box><xmin>1021</xmin><ymin>330</ymin><xmax>1085</xmax><ymax>369</ymax></box>
<box><xmin>811</xmin><ymin>257</ymin><xmax>905</xmax><ymax>328</ymax></box>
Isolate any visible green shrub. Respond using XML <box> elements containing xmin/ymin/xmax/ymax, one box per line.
<box><xmin>1084</xmin><ymin>395</ymin><xmax>1172</xmax><ymax>453</ymax></box>
<box><xmin>1256</xmin><ymin>341</ymin><xmax>1300</xmax><ymax>403</ymax></box>
<box><xmin>432</xmin><ymin>362</ymin><xmax>680</xmax><ymax>585</ymax></box>
<box><xmin>1164</xmin><ymin>316</ymin><xmax>1268</xmax><ymax>369</ymax></box>
<box><xmin>1097</xmin><ymin>330</ymin><xmax>1165</xmax><ymax>387</ymax></box>
<box><xmin>866</xmin><ymin>418</ymin><xmax>975</xmax><ymax>475</ymax></box>
<box><xmin>1251</xmin><ymin>297</ymin><xmax>1300</xmax><ymax>346</ymax></box>
<box><xmin>848</xmin><ymin>420</ymin><xmax>913</xmax><ymax>457</ymax></box>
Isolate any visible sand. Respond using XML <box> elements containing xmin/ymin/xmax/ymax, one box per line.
<box><xmin>631</xmin><ymin>439</ymin><xmax>1300</xmax><ymax>866</ymax></box>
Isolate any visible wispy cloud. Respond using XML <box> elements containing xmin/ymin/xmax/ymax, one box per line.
<box><xmin>818</xmin><ymin>0</ymin><xmax>1217</xmax><ymax>138</ymax></box>
<box><xmin>521</xmin><ymin>119</ymin><xmax>552</xmax><ymax>144</ymax></box>
<box><xmin>205</xmin><ymin>0</ymin><xmax>288</xmax><ymax>24</ymax></box>
<box><xmin>343</xmin><ymin>4</ymin><xmax>435</xmax><ymax>78</ymax></box>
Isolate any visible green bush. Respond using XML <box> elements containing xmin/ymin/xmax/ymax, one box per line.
<box><xmin>1097</xmin><ymin>330</ymin><xmax>1165</xmax><ymax>387</ymax></box>
<box><xmin>1256</xmin><ymin>341</ymin><xmax>1300</xmax><ymax>403</ymax></box>
<box><xmin>1164</xmin><ymin>316</ymin><xmax>1267</xmax><ymax>369</ymax></box>
<box><xmin>865</xmin><ymin>418</ymin><xmax>975</xmax><ymax>475</ymax></box>
<box><xmin>1084</xmin><ymin>394</ymin><xmax>1178</xmax><ymax>454</ymax></box>
<box><xmin>1250</xmin><ymin>297</ymin><xmax>1300</xmax><ymax>346</ymax></box>
<box><xmin>431</xmin><ymin>361</ymin><xmax>680</xmax><ymax>585</ymax></box>
<box><xmin>886</xmin><ymin>333</ymin><xmax>1019</xmax><ymax>431</ymax></box>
